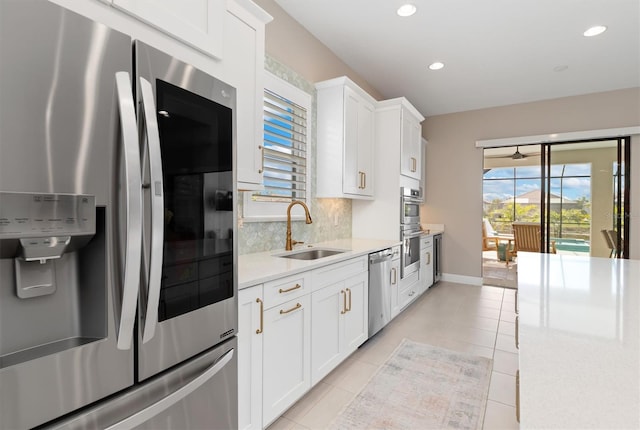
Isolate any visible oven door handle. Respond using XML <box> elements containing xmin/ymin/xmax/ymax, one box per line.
<box><xmin>139</xmin><ymin>77</ymin><xmax>164</xmax><ymax>344</ymax></box>
<box><xmin>105</xmin><ymin>348</ymin><xmax>234</xmax><ymax>430</ymax></box>
<box><xmin>403</xmin><ymin>197</ymin><xmax>422</xmax><ymax>205</ymax></box>
<box><xmin>403</xmin><ymin>230</ymin><xmax>423</xmax><ymax>240</ymax></box>
<box><xmin>114</xmin><ymin>72</ymin><xmax>142</xmax><ymax>351</ymax></box>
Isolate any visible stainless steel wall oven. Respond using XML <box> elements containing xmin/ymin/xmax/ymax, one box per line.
<box><xmin>400</xmin><ymin>187</ymin><xmax>422</xmax><ymax>279</ymax></box>
<box><xmin>401</xmin><ymin>224</ymin><xmax>422</xmax><ymax>278</ymax></box>
<box><xmin>401</xmin><ymin>187</ymin><xmax>422</xmax><ymax>225</ymax></box>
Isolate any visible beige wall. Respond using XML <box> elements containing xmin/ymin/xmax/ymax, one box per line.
<box><xmin>253</xmin><ymin>0</ymin><xmax>383</xmax><ymax>100</ymax></box>
<box><xmin>422</xmin><ymin>88</ymin><xmax>640</xmax><ymax>278</ymax></box>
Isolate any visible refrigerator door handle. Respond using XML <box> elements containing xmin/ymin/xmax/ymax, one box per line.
<box><xmin>139</xmin><ymin>77</ymin><xmax>164</xmax><ymax>344</ymax></box>
<box><xmin>105</xmin><ymin>348</ymin><xmax>235</xmax><ymax>430</ymax></box>
<box><xmin>115</xmin><ymin>71</ymin><xmax>143</xmax><ymax>351</ymax></box>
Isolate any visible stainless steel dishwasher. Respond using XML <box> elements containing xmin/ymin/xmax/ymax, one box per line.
<box><xmin>368</xmin><ymin>247</ymin><xmax>395</xmax><ymax>337</ymax></box>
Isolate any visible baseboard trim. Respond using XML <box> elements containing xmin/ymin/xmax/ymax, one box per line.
<box><xmin>441</xmin><ymin>273</ymin><xmax>483</xmax><ymax>286</ymax></box>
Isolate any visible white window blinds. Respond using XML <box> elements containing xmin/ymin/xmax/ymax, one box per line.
<box><xmin>253</xmin><ymin>88</ymin><xmax>308</xmax><ymax>202</ymax></box>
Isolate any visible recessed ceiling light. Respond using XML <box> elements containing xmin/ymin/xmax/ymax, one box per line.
<box><xmin>397</xmin><ymin>4</ymin><xmax>417</xmax><ymax>17</ymax></box>
<box><xmin>428</xmin><ymin>62</ymin><xmax>444</xmax><ymax>71</ymax></box>
<box><xmin>583</xmin><ymin>25</ymin><xmax>607</xmax><ymax>37</ymax></box>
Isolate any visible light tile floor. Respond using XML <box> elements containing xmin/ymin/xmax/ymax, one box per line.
<box><xmin>267</xmin><ymin>281</ymin><xmax>520</xmax><ymax>430</ymax></box>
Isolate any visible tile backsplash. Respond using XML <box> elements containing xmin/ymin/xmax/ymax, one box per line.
<box><xmin>237</xmin><ymin>56</ymin><xmax>352</xmax><ymax>255</ymax></box>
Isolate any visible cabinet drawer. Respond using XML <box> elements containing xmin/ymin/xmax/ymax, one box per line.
<box><xmin>399</xmin><ymin>271</ymin><xmax>419</xmax><ymax>292</ymax></box>
<box><xmin>420</xmin><ymin>236</ymin><xmax>432</xmax><ymax>248</ymax></box>
<box><xmin>399</xmin><ymin>283</ymin><xmax>418</xmax><ymax>309</ymax></box>
<box><xmin>311</xmin><ymin>256</ymin><xmax>367</xmax><ymax>291</ymax></box>
<box><xmin>264</xmin><ymin>271</ymin><xmax>311</xmax><ymax>309</ymax></box>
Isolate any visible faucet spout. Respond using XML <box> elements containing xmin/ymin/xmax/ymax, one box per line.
<box><xmin>286</xmin><ymin>200</ymin><xmax>313</xmax><ymax>251</ymax></box>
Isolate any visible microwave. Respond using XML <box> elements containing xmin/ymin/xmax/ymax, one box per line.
<box><xmin>401</xmin><ymin>187</ymin><xmax>422</xmax><ymax>225</ymax></box>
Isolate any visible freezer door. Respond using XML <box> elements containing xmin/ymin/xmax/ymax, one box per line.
<box><xmin>49</xmin><ymin>337</ymin><xmax>238</xmax><ymax>430</ymax></box>
<box><xmin>0</xmin><ymin>2</ymin><xmax>136</xmax><ymax>429</ymax></box>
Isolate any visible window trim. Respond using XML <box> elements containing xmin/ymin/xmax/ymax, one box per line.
<box><xmin>243</xmin><ymin>71</ymin><xmax>312</xmax><ymax>222</ymax></box>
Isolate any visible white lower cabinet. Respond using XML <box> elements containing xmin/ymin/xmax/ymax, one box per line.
<box><xmin>420</xmin><ymin>235</ymin><xmax>434</xmax><ymax>293</ymax></box>
<box><xmin>310</xmin><ymin>282</ymin><xmax>344</xmax><ymax>383</ymax></box>
<box><xmin>397</xmin><ymin>271</ymin><xmax>420</xmax><ymax>313</ymax></box>
<box><xmin>390</xmin><ymin>257</ymin><xmax>401</xmax><ymax>319</ymax></box>
<box><xmin>238</xmin><ymin>285</ymin><xmax>263</xmax><ymax>430</ymax></box>
<box><xmin>343</xmin><ymin>272</ymin><xmax>369</xmax><ymax>352</ymax></box>
<box><xmin>262</xmin><ymin>294</ymin><xmax>311</xmax><ymax>427</ymax></box>
<box><xmin>238</xmin><ymin>256</ymin><xmax>369</xmax><ymax>429</ymax></box>
<box><xmin>311</xmin><ymin>270</ymin><xmax>368</xmax><ymax>385</ymax></box>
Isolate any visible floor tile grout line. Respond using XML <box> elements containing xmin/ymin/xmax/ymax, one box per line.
<box><xmin>269</xmin><ymin>284</ymin><xmax>518</xmax><ymax>430</ymax></box>
<box><xmin>481</xmin><ymin>287</ymin><xmax>505</xmax><ymax>430</ymax></box>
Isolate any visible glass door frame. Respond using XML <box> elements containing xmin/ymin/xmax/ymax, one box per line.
<box><xmin>541</xmin><ymin>137</ymin><xmax>631</xmax><ymax>258</ymax></box>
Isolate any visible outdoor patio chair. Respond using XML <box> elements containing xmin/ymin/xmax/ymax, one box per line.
<box><xmin>508</xmin><ymin>222</ymin><xmax>556</xmax><ymax>261</ymax></box>
<box><xmin>606</xmin><ymin>229</ymin><xmax>622</xmax><ymax>258</ymax></box>
<box><xmin>601</xmin><ymin>229</ymin><xmax>616</xmax><ymax>258</ymax></box>
<box><xmin>482</xmin><ymin>219</ymin><xmax>499</xmax><ymax>251</ymax></box>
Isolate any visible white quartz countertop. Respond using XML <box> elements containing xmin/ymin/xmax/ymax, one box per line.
<box><xmin>238</xmin><ymin>238</ymin><xmax>401</xmax><ymax>289</ymax></box>
<box><xmin>420</xmin><ymin>229</ymin><xmax>443</xmax><ymax>237</ymax></box>
<box><xmin>517</xmin><ymin>252</ymin><xmax>640</xmax><ymax>429</ymax></box>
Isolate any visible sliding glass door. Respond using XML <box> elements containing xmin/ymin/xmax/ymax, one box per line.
<box><xmin>482</xmin><ymin>137</ymin><xmax>631</xmax><ymax>286</ymax></box>
<box><xmin>544</xmin><ymin>138</ymin><xmax>630</xmax><ymax>258</ymax></box>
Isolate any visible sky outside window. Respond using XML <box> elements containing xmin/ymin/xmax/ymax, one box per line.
<box><xmin>483</xmin><ymin>164</ymin><xmax>591</xmax><ymax>201</ymax></box>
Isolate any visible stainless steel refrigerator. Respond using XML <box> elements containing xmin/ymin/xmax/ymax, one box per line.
<box><xmin>0</xmin><ymin>2</ymin><xmax>238</xmax><ymax>428</ymax></box>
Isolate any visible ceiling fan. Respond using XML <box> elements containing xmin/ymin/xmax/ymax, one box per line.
<box><xmin>485</xmin><ymin>146</ymin><xmax>541</xmax><ymax>160</ymax></box>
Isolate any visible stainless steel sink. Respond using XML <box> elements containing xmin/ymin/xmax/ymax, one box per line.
<box><xmin>277</xmin><ymin>248</ymin><xmax>346</xmax><ymax>260</ymax></box>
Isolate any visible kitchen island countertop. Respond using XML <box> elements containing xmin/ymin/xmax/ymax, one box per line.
<box><xmin>517</xmin><ymin>252</ymin><xmax>640</xmax><ymax>429</ymax></box>
<box><xmin>239</xmin><ymin>238</ymin><xmax>401</xmax><ymax>289</ymax></box>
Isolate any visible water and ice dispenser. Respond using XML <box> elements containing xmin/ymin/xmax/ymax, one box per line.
<box><xmin>0</xmin><ymin>192</ymin><xmax>104</xmax><ymax>367</ymax></box>
<box><xmin>0</xmin><ymin>192</ymin><xmax>95</xmax><ymax>298</ymax></box>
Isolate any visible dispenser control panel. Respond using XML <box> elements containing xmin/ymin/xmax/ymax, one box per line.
<box><xmin>0</xmin><ymin>192</ymin><xmax>95</xmax><ymax>239</ymax></box>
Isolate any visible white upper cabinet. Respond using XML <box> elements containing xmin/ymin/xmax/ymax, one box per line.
<box><xmin>224</xmin><ymin>0</ymin><xmax>272</xmax><ymax>190</ymax></box>
<box><xmin>401</xmin><ymin>109</ymin><xmax>422</xmax><ymax>179</ymax></box>
<box><xmin>377</xmin><ymin>98</ymin><xmax>425</xmax><ymax>181</ymax></box>
<box><xmin>316</xmin><ymin>77</ymin><xmax>376</xmax><ymax>199</ymax></box>
<box><xmin>421</xmin><ymin>137</ymin><xmax>428</xmax><ymax>197</ymax></box>
<box><xmin>112</xmin><ymin>0</ymin><xmax>226</xmax><ymax>58</ymax></box>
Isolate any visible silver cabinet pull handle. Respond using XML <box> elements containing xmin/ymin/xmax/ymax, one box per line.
<box><xmin>391</xmin><ymin>267</ymin><xmax>397</xmax><ymax>285</ymax></box>
<box><xmin>280</xmin><ymin>303</ymin><xmax>302</xmax><ymax>314</ymax></box>
<box><xmin>346</xmin><ymin>288</ymin><xmax>352</xmax><ymax>312</ymax></box>
<box><xmin>139</xmin><ymin>77</ymin><xmax>164</xmax><ymax>344</ymax></box>
<box><xmin>426</xmin><ymin>251</ymin><xmax>431</xmax><ymax>265</ymax></box>
<box><xmin>256</xmin><ymin>298</ymin><xmax>264</xmax><ymax>334</ymax></box>
<box><xmin>105</xmin><ymin>349</ymin><xmax>234</xmax><ymax>430</ymax></box>
<box><xmin>515</xmin><ymin>316</ymin><xmax>519</xmax><ymax>349</ymax></box>
<box><xmin>341</xmin><ymin>290</ymin><xmax>346</xmax><ymax>314</ymax></box>
<box><xmin>279</xmin><ymin>283</ymin><xmax>301</xmax><ymax>294</ymax></box>
<box><xmin>114</xmin><ymin>72</ymin><xmax>142</xmax><ymax>351</ymax></box>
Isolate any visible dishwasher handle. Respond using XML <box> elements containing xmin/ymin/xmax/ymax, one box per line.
<box><xmin>369</xmin><ymin>249</ymin><xmax>393</xmax><ymax>265</ymax></box>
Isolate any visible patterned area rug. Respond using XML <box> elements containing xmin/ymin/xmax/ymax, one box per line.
<box><xmin>329</xmin><ymin>339</ymin><xmax>492</xmax><ymax>430</ymax></box>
